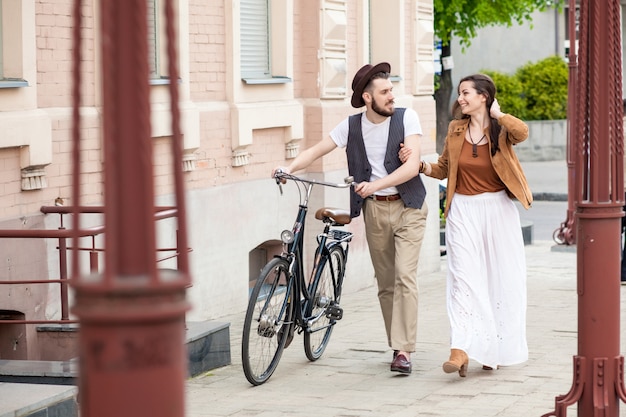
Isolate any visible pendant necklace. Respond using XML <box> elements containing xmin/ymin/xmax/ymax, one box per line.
<box><xmin>468</xmin><ymin>127</ymin><xmax>486</xmax><ymax>158</ymax></box>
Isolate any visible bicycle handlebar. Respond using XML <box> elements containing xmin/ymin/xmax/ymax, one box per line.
<box><xmin>274</xmin><ymin>171</ymin><xmax>354</xmax><ymax>189</ymax></box>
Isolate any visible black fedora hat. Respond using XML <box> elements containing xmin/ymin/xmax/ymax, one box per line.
<box><xmin>350</xmin><ymin>62</ymin><xmax>391</xmax><ymax>108</ymax></box>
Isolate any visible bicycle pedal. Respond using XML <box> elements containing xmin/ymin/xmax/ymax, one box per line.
<box><xmin>325</xmin><ymin>304</ymin><xmax>343</xmax><ymax>320</ymax></box>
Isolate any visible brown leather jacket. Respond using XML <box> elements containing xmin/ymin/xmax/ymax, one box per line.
<box><xmin>429</xmin><ymin>114</ymin><xmax>533</xmax><ymax>217</ymax></box>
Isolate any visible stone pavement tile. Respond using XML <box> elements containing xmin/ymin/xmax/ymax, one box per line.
<box><xmin>186</xmin><ymin>240</ymin><xmax>626</xmax><ymax>417</ymax></box>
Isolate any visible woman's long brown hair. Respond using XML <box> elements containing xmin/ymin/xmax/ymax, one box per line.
<box><xmin>451</xmin><ymin>74</ymin><xmax>501</xmax><ymax>156</ymax></box>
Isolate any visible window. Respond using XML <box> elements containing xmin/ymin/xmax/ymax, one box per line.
<box><xmin>147</xmin><ymin>0</ymin><xmax>169</xmax><ymax>83</ymax></box>
<box><xmin>240</xmin><ymin>0</ymin><xmax>270</xmax><ymax>80</ymax></box>
<box><xmin>229</xmin><ymin>0</ymin><xmax>300</xmax><ymax>153</ymax></box>
<box><xmin>0</xmin><ymin>0</ymin><xmax>28</xmax><ymax>88</ymax></box>
<box><xmin>0</xmin><ymin>0</ymin><xmax>3</xmax><ymax>80</ymax></box>
<box><xmin>147</xmin><ymin>0</ymin><xmax>159</xmax><ymax>77</ymax></box>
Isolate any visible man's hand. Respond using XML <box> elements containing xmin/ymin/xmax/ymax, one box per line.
<box><xmin>354</xmin><ymin>181</ymin><xmax>377</xmax><ymax>199</ymax></box>
<box><xmin>272</xmin><ymin>167</ymin><xmax>290</xmax><ymax>184</ymax></box>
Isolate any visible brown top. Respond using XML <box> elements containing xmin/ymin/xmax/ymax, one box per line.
<box><xmin>456</xmin><ymin>140</ymin><xmax>505</xmax><ymax>195</ymax></box>
<box><xmin>428</xmin><ymin>114</ymin><xmax>533</xmax><ymax>217</ymax></box>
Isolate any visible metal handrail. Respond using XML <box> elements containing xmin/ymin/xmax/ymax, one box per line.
<box><xmin>0</xmin><ymin>205</ymin><xmax>187</xmax><ymax>325</ymax></box>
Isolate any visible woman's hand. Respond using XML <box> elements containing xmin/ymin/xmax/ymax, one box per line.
<box><xmin>490</xmin><ymin>98</ymin><xmax>505</xmax><ymax>120</ymax></box>
<box><xmin>399</xmin><ymin>143</ymin><xmax>431</xmax><ymax>175</ymax></box>
<box><xmin>399</xmin><ymin>143</ymin><xmax>412</xmax><ymax>164</ymax></box>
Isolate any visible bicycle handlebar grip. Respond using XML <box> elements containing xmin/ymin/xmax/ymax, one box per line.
<box><xmin>274</xmin><ymin>169</ymin><xmax>285</xmax><ymax>194</ymax></box>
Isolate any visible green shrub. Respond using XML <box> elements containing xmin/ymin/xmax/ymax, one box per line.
<box><xmin>516</xmin><ymin>55</ymin><xmax>568</xmax><ymax>120</ymax></box>
<box><xmin>480</xmin><ymin>55</ymin><xmax>569</xmax><ymax>121</ymax></box>
<box><xmin>482</xmin><ymin>70</ymin><xmax>528</xmax><ymax>120</ymax></box>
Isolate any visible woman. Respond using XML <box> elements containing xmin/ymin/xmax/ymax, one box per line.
<box><xmin>402</xmin><ymin>74</ymin><xmax>532</xmax><ymax>376</ymax></box>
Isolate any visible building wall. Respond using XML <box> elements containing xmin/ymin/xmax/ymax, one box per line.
<box><xmin>450</xmin><ymin>4</ymin><xmax>626</xmax><ymax>102</ymax></box>
<box><xmin>450</xmin><ymin>8</ymin><xmax>562</xmax><ymax>89</ymax></box>
<box><xmin>0</xmin><ymin>0</ymin><xmax>438</xmax><ymax>327</ymax></box>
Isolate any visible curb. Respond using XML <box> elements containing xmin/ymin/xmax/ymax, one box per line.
<box><xmin>532</xmin><ymin>192</ymin><xmax>568</xmax><ymax>202</ymax></box>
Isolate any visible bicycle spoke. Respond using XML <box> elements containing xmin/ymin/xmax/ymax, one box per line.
<box><xmin>304</xmin><ymin>246</ymin><xmax>345</xmax><ymax>361</ymax></box>
<box><xmin>242</xmin><ymin>258</ymin><xmax>292</xmax><ymax>385</ymax></box>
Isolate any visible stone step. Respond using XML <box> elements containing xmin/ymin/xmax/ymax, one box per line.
<box><xmin>186</xmin><ymin>321</ymin><xmax>231</xmax><ymax>378</ymax></box>
<box><xmin>0</xmin><ymin>382</ymin><xmax>77</xmax><ymax>417</ymax></box>
<box><xmin>0</xmin><ymin>320</ymin><xmax>230</xmax><ymax>416</ymax></box>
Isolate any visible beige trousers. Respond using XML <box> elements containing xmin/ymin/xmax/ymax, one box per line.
<box><xmin>363</xmin><ymin>198</ymin><xmax>428</xmax><ymax>352</ymax></box>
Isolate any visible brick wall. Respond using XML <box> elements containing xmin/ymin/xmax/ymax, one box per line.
<box><xmin>0</xmin><ymin>0</ymin><xmax>438</xmax><ymax>323</ymax></box>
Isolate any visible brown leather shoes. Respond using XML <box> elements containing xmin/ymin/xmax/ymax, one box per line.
<box><xmin>390</xmin><ymin>353</ymin><xmax>412</xmax><ymax>374</ymax></box>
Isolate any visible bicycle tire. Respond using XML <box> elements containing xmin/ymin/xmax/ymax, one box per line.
<box><xmin>242</xmin><ymin>257</ymin><xmax>293</xmax><ymax>385</ymax></box>
<box><xmin>304</xmin><ymin>246</ymin><xmax>345</xmax><ymax>361</ymax></box>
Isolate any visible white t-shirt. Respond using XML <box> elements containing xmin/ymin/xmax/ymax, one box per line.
<box><xmin>329</xmin><ymin>108</ymin><xmax>422</xmax><ymax>195</ymax></box>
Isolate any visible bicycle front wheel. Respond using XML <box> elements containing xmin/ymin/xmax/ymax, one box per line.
<box><xmin>304</xmin><ymin>246</ymin><xmax>345</xmax><ymax>361</ymax></box>
<box><xmin>242</xmin><ymin>257</ymin><xmax>292</xmax><ymax>385</ymax></box>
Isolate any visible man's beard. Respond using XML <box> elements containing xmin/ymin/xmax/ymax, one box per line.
<box><xmin>372</xmin><ymin>98</ymin><xmax>395</xmax><ymax>117</ymax></box>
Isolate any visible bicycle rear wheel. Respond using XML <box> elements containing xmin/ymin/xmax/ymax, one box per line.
<box><xmin>304</xmin><ymin>246</ymin><xmax>345</xmax><ymax>361</ymax></box>
<box><xmin>242</xmin><ymin>257</ymin><xmax>292</xmax><ymax>385</ymax></box>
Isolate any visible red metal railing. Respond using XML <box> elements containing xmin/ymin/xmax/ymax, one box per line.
<box><xmin>0</xmin><ymin>205</ymin><xmax>187</xmax><ymax>325</ymax></box>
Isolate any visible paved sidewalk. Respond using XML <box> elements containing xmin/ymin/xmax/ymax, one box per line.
<box><xmin>185</xmin><ymin>240</ymin><xmax>626</xmax><ymax>417</ymax></box>
<box><xmin>4</xmin><ymin>158</ymin><xmax>623</xmax><ymax>416</ymax></box>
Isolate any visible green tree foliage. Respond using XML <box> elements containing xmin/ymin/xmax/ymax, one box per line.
<box><xmin>433</xmin><ymin>0</ymin><xmax>558</xmax><ymax>152</ymax></box>
<box><xmin>434</xmin><ymin>0</ymin><xmax>555</xmax><ymax>48</ymax></box>
<box><xmin>482</xmin><ymin>56</ymin><xmax>569</xmax><ymax>121</ymax></box>
<box><xmin>482</xmin><ymin>70</ymin><xmax>528</xmax><ymax>120</ymax></box>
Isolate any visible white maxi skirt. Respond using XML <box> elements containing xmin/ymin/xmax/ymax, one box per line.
<box><xmin>445</xmin><ymin>190</ymin><xmax>528</xmax><ymax>369</ymax></box>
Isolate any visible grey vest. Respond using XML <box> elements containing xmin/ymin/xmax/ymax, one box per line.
<box><xmin>346</xmin><ymin>108</ymin><xmax>426</xmax><ymax>218</ymax></box>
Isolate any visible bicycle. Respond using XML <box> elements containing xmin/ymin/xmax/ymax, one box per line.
<box><xmin>241</xmin><ymin>171</ymin><xmax>354</xmax><ymax>385</ymax></box>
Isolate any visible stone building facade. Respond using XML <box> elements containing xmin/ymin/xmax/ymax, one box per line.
<box><xmin>0</xmin><ymin>0</ymin><xmax>439</xmax><ymax>345</ymax></box>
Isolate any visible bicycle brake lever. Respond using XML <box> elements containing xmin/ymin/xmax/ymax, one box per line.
<box><xmin>275</xmin><ymin>170</ymin><xmax>284</xmax><ymax>195</ymax></box>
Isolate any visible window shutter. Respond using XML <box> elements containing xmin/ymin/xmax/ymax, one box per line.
<box><xmin>240</xmin><ymin>0</ymin><xmax>270</xmax><ymax>79</ymax></box>
<box><xmin>147</xmin><ymin>0</ymin><xmax>159</xmax><ymax>77</ymax></box>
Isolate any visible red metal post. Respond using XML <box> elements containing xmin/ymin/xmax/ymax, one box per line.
<box><xmin>543</xmin><ymin>1</ymin><xmax>626</xmax><ymax>416</ymax></box>
<box><xmin>70</xmin><ymin>1</ymin><xmax>189</xmax><ymax>416</ymax></box>
<box><xmin>58</xmin><ymin>227</ymin><xmax>69</xmax><ymax>321</ymax></box>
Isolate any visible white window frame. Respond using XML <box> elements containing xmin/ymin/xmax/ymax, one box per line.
<box><xmin>0</xmin><ymin>0</ymin><xmax>28</xmax><ymax>88</ymax></box>
<box><xmin>369</xmin><ymin>0</ymin><xmax>402</xmax><ymax>82</ymax></box>
<box><xmin>239</xmin><ymin>0</ymin><xmax>290</xmax><ymax>84</ymax></box>
<box><xmin>227</xmin><ymin>0</ymin><xmax>301</xmax><ymax>153</ymax></box>
<box><xmin>240</xmin><ymin>0</ymin><xmax>270</xmax><ymax>80</ymax></box>
<box><xmin>147</xmin><ymin>0</ymin><xmax>170</xmax><ymax>84</ymax></box>
<box><xmin>0</xmin><ymin>0</ymin><xmax>3</xmax><ymax>80</ymax></box>
<box><xmin>0</xmin><ymin>0</ymin><xmax>51</xmax><ymax>185</ymax></box>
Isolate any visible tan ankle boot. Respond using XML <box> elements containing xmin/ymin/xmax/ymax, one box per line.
<box><xmin>442</xmin><ymin>349</ymin><xmax>469</xmax><ymax>377</ymax></box>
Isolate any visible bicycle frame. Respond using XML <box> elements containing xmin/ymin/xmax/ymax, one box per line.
<box><xmin>275</xmin><ymin>173</ymin><xmax>352</xmax><ymax>333</ymax></box>
<box><xmin>241</xmin><ymin>172</ymin><xmax>354</xmax><ymax>385</ymax></box>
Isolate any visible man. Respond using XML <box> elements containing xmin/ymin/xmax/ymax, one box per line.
<box><xmin>273</xmin><ymin>62</ymin><xmax>428</xmax><ymax>374</ymax></box>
